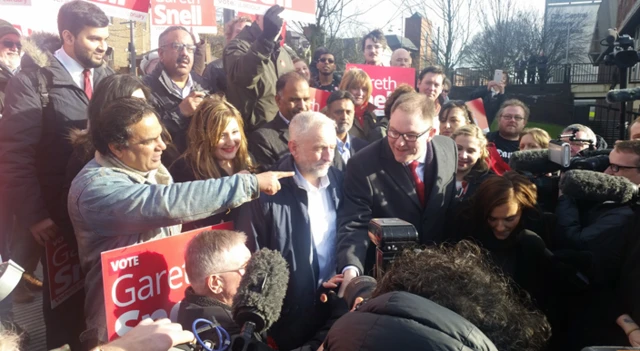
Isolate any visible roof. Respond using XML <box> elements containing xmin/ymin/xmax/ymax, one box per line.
<box><xmin>384</xmin><ymin>34</ymin><xmax>418</xmax><ymax>52</ymax></box>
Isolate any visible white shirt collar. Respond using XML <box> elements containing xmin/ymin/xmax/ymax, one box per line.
<box><xmin>293</xmin><ymin>164</ymin><xmax>330</xmax><ymax>191</ymax></box>
<box><xmin>54</xmin><ymin>48</ymin><xmax>93</xmax><ymax>89</ymax></box>
<box><xmin>278</xmin><ymin>112</ymin><xmax>290</xmax><ymax>125</ymax></box>
<box><xmin>403</xmin><ymin>148</ymin><xmax>427</xmax><ymax>166</ymax></box>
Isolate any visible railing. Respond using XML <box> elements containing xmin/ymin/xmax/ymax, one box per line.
<box><xmin>453</xmin><ymin>63</ymin><xmax>619</xmax><ymax>87</ymax></box>
<box><xmin>586</xmin><ymin>104</ymin><xmax>640</xmax><ymax>145</ymax></box>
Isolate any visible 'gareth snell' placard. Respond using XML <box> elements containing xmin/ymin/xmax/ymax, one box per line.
<box><xmin>309</xmin><ymin>88</ymin><xmax>331</xmax><ymax>113</ymax></box>
<box><xmin>101</xmin><ymin>222</ymin><xmax>233</xmax><ymax>341</ymax></box>
<box><xmin>345</xmin><ymin>64</ymin><xmax>416</xmax><ymax>116</ymax></box>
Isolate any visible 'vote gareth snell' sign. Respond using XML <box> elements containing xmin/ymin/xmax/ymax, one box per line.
<box><xmin>150</xmin><ymin>0</ymin><xmax>217</xmax><ymax>49</ymax></box>
<box><xmin>345</xmin><ymin>64</ymin><xmax>416</xmax><ymax>116</ymax></box>
<box><xmin>214</xmin><ymin>0</ymin><xmax>316</xmax><ymax>24</ymax></box>
<box><xmin>101</xmin><ymin>222</ymin><xmax>233</xmax><ymax>341</ymax></box>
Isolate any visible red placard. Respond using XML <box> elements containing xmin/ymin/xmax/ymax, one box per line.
<box><xmin>101</xmin><ymin>222</ymin><xmax>233</xmax><ymax>341</ymax></box>
<box><xmin>150</xmin><ymin>0</ymin><xmax>217</xmax><ymax>33</ymax></box>
<box><xmin>345</xmin><ymin>64</ymin><xmax>416</xmax><ymax>115</ymax></box>
<box><xmin>465</xmin><ymin>98</ymin><xmax>490</xmax><ymax>133</ymax></box>
<box><xmin>309</xmin><ymin>87</ymin><xmax>331</xmax><ymax>113</ymax></box>
<box><xmin>215</xmin><ymin>0</ymin><xmax>316</xmax><ymax>23</ymax></box>
<box><xmin>45</xmin><ymin>235</ymin><xmax>84</xmax><ymax>309</ymax></box>
<box><xmin>87</xmin><ymin>0</ymin><xmax>150</xmax><ymax>22</ymax></box>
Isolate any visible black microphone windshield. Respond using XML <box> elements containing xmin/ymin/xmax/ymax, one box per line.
<box><xmin>606</xmin><ymin>87</ymin><xmax>640</xmax><ymax>103</ymax></box>
<box><xmin>509</xmin><ymin>149</ymin><xmax>562</xmax><ymax>174</ymax></box>
<box><xmin>560</xmin><ymin>170</ymin><xmax>639</xmax><ymax>203</ymax></box>
<box><xmin>232</xmin><ymin>248</ymin><xmax>289</xmax><ymax>333</ymax></box>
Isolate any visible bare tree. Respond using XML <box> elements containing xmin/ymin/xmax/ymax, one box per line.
<box><xmin>404</xmin><ymin>0</ymin><xmax>476</xmax><ymax>76</ymax></box>
<box><xmin>464</xmin><ymin>5</ymin><xmax>590</xmax><ymax>80</ymax></box>
<box><xmin>288</xmin><ymin>0</ymin><xmax>399</xmax><ymax>59</ymax></box>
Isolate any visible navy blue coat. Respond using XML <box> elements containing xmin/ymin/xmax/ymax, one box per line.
<box><xmin>238</xmin><ymin>154</ymin><xmax>343</xmax><ymax>351</ymax></box>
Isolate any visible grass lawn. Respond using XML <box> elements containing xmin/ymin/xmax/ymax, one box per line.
<box><xmin>489</xmin><ymin>120</ymin><xmax>564</xmax><ymax>139</ymax></box>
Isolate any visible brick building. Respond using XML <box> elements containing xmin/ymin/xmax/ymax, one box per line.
<box><xmin>404</xmin><ymin>13</ymin><xmax>435</xmax><ymax>71</ymax></box>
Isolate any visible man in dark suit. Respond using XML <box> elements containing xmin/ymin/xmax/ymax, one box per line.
<box><xmin>325</xmin><ymin>90</ymin><xmax>369</xmax><ymax>171</ymax></box>
<box><xmin>336</xmin><ymin>91</ymin><xmax>458</xmax><ymax>294</ymax></box>
<box><xmin>240</xmin><ymin>111</ymin><xmax>341</xmax><ymax>350</ymax></box>
<box><xmin>249</xmin><ymin>71</ymin><xmax>310</xmax><ymax>170</ymax></box>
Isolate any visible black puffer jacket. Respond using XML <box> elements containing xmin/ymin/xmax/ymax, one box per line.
<box><xmin>0</xmin><ymin>32</ymin><xmax>113</xmax><ymax>229</ymax></box>
<box><xmin>323</xmin><ymin>291</ymin><xmax>497</xmax><ymax>351</ymax></box>
<box><xmin>142</xmin><ymin>63</ymin><xmax>209</xmax><ymax>163</ymax></box>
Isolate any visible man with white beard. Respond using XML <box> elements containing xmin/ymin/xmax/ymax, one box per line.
<box><xmin>0</xmin><ymin>19</ymin><xmax>21</xmax><ymax>115</ymax></box>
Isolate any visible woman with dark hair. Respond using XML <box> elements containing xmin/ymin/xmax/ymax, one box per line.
<box><xmin>453</xmin><ymin>172</ymin><xmax>556</xmax><ymax>307</ymax></box>
<box><xmin>451</xmin><ymin>124</ymin><xmax>491</xmax><ymax>200</ymax></box>
<box><xmin>169</xmin><ymin>95</ymin><xmax>254</xmax><ymax>231</ymax></box>
<box><xmin>438</xmin><ymin>100</ymin><xmax>474</xmax><ymax>137</ymax></box>
<box><xmin>339</xmin><ymin>69</ymin><xmax>381</xmax><ymax>142</ymax></box>
<box><xmin>68</xmin><ymin>74</ymin><xmax>153</xmax><ymax>168</ymax></box>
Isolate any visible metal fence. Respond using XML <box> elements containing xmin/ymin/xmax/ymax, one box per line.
<box><xmin>453</xmin><ymin>63</ymin><xmax>618</xmax><ymax>87</ymax></box>
<box><xmin>585</xmin><ymin>104</ymin><xmax>640</xmax><ymax>145</ymax></box>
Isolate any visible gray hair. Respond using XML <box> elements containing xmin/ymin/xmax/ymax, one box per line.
<box><xmin>184</xmin><ymin>230</ymin><xmax>247</xmax><ymax>292</ymax></box>
<box><xmin>289</xmin><ymin>111</ymin><xmax>337</xmax><ymax>142</ymax></box>
<box><xmin>563</xmin><ymin>124</ymin><xmax>596</xmax><ymax>145</ymax></box>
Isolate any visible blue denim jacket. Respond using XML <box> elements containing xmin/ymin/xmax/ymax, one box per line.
<box><xmin>68</xmin><ymin>154</ymin><xmax>258</xmax><ymax>343</ymax></box>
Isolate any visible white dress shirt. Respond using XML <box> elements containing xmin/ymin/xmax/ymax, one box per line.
<box><xmin>293</xmin><ymin>166</ymin><xmax>337</xmax><ymax>287</ymax></box>
<box><xmin>404</xmin><ymin>149</ymin><xmax>427</xmax><ymax>181</ymax></box>
<box><xmin>54</xmin><ymin>48</ymin><xmax>93</xmax><ymax>90</ymax></box>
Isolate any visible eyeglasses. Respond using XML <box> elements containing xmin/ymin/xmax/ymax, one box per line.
<box><xmin>319</xmin><ymin>58</ymin><xmax>335</xmax><ymax>64</ymax></box>
<box><xmin>387</xmin><ymin>126</ymin><xmax>432</xmax><ymax>142</ymax></box>
<box><xmin>443</xmin><ymin>90</ymin><xmax>450</xmax><ymax>94</ymax></box>
<box><xmin>161</xmin><ymin>43</ymin><xmax>196</xmax><ymax>53</ymax></box>
<box><xmin>215</xmin><ymin>261</ymin><xmax>249</xmax><ymax>275</ymax></box>
<box><xmin>1</xmin><ymin>40</ymin><xmax>21</xmax><ymax>50</ymax></box>
<box><xmin>608</xmin><ymin>163</ymin><xmax>640</xmax><ymax>172</ymax></box>
<box><xmin>365</xmin><ymin>44</ymin><xmax>383</xmax><ymax>50</ymax></box>
<box><xmin>501</xmin><ymin>114</ymin><xmax>525</xmax><ymax>122</ymax></box>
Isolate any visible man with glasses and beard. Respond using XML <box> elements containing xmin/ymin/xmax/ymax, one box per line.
<box><xmin>486</xmin><ymin>99</ymin><xmax>529</xmax><ymax>163</ymax></box>
<box><xmin>0</xmin><ymin>2</ymin><xmax>113</xmax><ymax>349</ymax></box>
<box><xmin>336</xmin><ymin>92</ymin><xmax>457</xmax><ymax>298</ymax></box>
<box><xmin>0</xmin><ymin>19</ymin><xmax>21</xmax><ymax>115</ymax></box>
<box><xmin>143</xmin><ymin>26</ymin><xmax>210</xmax><ymax>165</ymax></box>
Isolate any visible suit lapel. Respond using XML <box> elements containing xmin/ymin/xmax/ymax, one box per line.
<box><xmin>423</xmin><ymin>137</ymin><xmax>453</xmax><ymax>215</ymax></box>
<box><xmin>272</xmin><ymin>114</ymin><xmax>291</xmax><ymax>145</ymax></box>
<box><xmin>380</xmin><ymin>140</ymin><xmax>422</xmax><ymax>209</ymax></box>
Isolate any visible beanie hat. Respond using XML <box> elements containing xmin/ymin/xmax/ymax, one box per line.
<box><xmin>0</xmin><ymin>19</ymin><xmax>21</xmax><ymax>39</ymax></box>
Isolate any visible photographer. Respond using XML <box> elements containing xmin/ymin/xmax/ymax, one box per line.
<box><xmin>554</xmin><ymin>140</ymin><xmax>640</xmax><ymax>348</ymax></box>
<box><xmin>323</xmin><ymin>241</ymin><xmax>551</xmax><ymax>351</ymax></box>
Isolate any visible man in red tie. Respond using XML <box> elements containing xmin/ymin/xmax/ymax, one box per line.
<box><xmin>0</xmin><ymin>1</ymin><xmax>113</xmax><ymax>349</ymax></box>
<box><xmin>336</xmin><ymin>91</ymin><xmax>458</xmax><ymax>294</ymax></box>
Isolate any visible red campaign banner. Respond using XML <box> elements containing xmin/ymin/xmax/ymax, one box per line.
<box><xmin>215</xmin><ymin>0</ymin><xmax>316</xmax><ymax>24</ymax></box>
<box><xmin>345</xmin><ymin>64</ymin><xmax>416</xmax><ymax>115</ymax></box>
<box><xmin>101</xmin><ymin>222</ymin><xmax>234</xmax><ymax>341</ymax></box>
<box><xmin>0</xmin><ymin>0</ymin><xmax>32</xmax><ymax>5</ymax></box>
<box><xmin>150</xmin><ymin>0</ymin><xmax>217</xmax><ymax>33</ymax></box>
<box><xmin>45</xmin><ymin>235</ymin><xmax>84</xmax><ymax>309</ymax></box>
<box><xmin>309</xmin><ymin>87</ymin><xmax>331</xmax><ymax>113</ymax></box>
<box><xmin>86</xmin><ymin>0</ymin><xmax>150</xmax><ymax>22</ymax></box>
<box><xmin>465</xmin><ymin>98</ymin><xmax>490</xmax><ymax>133</ymax></box>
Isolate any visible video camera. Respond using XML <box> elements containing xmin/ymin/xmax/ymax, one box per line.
<box><xmin>367</xmin><ymin>218</ymin><xmax>419</xmax><ymax>279</ymax></box>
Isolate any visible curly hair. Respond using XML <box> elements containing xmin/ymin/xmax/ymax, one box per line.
<box><xmin>373</xmin><ymin>240</ymin><xmax>551</xmax><ymax>351</ymax></box>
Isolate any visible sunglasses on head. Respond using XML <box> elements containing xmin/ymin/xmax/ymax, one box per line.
<box><xmin>1</xmin><ymin>40</ymin><xmax>21</xmax><ymax>50</ymax></box>
<box><xmin>319</xmin><ymin>58</ymin><xmax>335</xmax><ymax>64</ymax></box>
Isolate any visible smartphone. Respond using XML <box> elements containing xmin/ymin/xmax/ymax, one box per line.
<box><xmin>493</xmin><ymin>69</ymin><xmax>503</xmax><ymax>84</ymax></box>
<box><xmin>548</xmin><ymin>140</ymin><xmax>571</xmax><ymax>168</ymax></box>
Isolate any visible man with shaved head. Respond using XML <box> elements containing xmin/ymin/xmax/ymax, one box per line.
<box><xmin>391</xmin><ymin>48</ymin><xmax>412</xmax><ymax>68</ymax></box>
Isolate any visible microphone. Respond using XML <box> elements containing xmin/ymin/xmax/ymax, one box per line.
<box><xmin>606</xmin><ymin>87</ymin><xmax>640</xmax><ymax>103</ymax></box>
<box><xmin>509</xmin><ymin>149</ymin><xmax>562</xmax><ymax>174</ymax></box>
<box><xmin>560</xmin><ymin>169</ymin><xmax>639</xmax><ymax>203</ymax></box>
<box><xmin>232</xmin><ymin>248</ymin><xmax>289</xmax><ymax>334</ymax></box>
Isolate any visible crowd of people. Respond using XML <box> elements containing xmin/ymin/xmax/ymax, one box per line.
<box><xmin>1</xmin><ymin>2</ymin><xmax>640</xmax><ymax>351</ymax></box>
